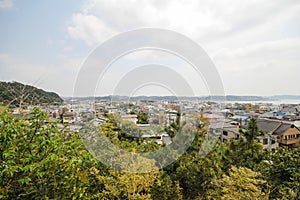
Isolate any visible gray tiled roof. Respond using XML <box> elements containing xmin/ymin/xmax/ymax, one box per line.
<box><xmin>256</xmin><ymin>118</ymin><xmax>294</xmax><ymax>136</ymax></box>
<box><xmin>257</xmin><ymin>119</ymin><xmax>281</xmax><ymax>133</ymax></box>
<box><xmin>274</xmin><ymin>123</ymin><xmax>292</xmax><ymax>136</ymax></box>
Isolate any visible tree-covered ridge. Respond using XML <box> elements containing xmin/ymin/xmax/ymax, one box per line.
<box><xmin>0</xmin><ymin>81</ymin><xmax>63</xmax><ymax>106</ymax></box>
<box><xmin>0</xmin><ymin>109</ymin><xmax>299</xmax><ymax>199</ymax></box>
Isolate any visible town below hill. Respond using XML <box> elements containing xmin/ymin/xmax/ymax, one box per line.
<box><xmin>1</xmin><ymin>82</ymin><xmax>300</xmax><ymax>199</ymax></box>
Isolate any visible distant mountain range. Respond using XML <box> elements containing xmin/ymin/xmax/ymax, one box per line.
<box><xmin>0</xmin><ymin>81</ymin><xmax>63</xmax><ymax>106</ymax></box>
<box><xmin>269</xmin><ymin>95</ymin><xmax>300</xmax><ymax>100</ymax></box>
<box><xmin>64</xmin><ymin>95</ymin><xmax>300</xmax><ymax>102</ymax></box>
<box><xmin>1</xmin><ymin>80</ymin><xmax>298</xmax><ymax>107</ymax></box>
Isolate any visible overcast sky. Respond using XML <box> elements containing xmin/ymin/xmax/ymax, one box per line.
<box><xmin>0</xmin><ymin>0</ymin><xmax>300</xmax><ymax>97</ymax></box>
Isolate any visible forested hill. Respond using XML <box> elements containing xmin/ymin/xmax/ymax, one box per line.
<box><xmin>0</xmin><ymin>81</ymin><xmax>63</xmax><ymax>106</ymax></box>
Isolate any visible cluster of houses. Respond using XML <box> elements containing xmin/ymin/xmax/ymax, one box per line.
<box><xmin>206</xmin><ymin>103</ymin><xmax>300</xmax><ymax>149</ymax></box>
<box><xmin>10</xmin><ymin>100</ymin><xmax>300</xmax><ymax>149</ymax></box>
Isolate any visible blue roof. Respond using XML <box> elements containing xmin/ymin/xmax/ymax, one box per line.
<box><xmin>276</xmin><ymin>111</ymin><xmax>286</xmax><ymax>117</ymax></box>
<box><xmin>231</xmin><ymin>115</ymin><xmax>250</xmax><ymax>120</ymax></box>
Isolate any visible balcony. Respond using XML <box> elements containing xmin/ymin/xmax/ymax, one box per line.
<box><xmin>278</xmin><ymin>138</ymin><xmax>300</xmax><ymax>145</ymax></box>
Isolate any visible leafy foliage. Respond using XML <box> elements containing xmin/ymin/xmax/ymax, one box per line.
<box><xmin>0</xmin><ymin>109</ymin><xmax>299</xmax><ymax>199</ymax></box>
<box><xmin>137</xmin><ymin>111</ymin><xmax>149</xmax><ymax>124</ymax></box>
<box><xmin>206</xmin><ymin>166</ymin><xmax>268</xmax><ymax>200</ymax></box>
<box><xmin>222</xmin><ymin>117</ymin><xmax>265</xmax><ymax>170</ymax></box>
<box><xmin>0</xmin><ymin>108</ymin><xmax>101</xmax><ymax>199</ymax></box>
<box><xmin>258</xmin><ymin>148</ymin><xmax>300</xmax><ymax>199</ymax></box>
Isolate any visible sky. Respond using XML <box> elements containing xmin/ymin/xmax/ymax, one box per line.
<box><xmin>0</xmin><ymin>0</ymin><xmax>300</xmax><ymax>97</ymax></box>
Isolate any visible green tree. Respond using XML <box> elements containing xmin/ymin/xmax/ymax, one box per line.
<box><xmin>164</xmin><ymin>108</ymin><xmax>182</xmax><ymax>138</ymax></box>
<box><xmin>163</xmin><ymin>114</ymin><xmax>225</xmax><ymax>199</ymax></box>
<box><xmin>0</xmin><ymin>108</ymin><xmax>101</xmax><ymax>199</ymax></box>
<box><xmin>240</xmin><ymin>117</ymin><xmax>264</xmax><ymax>157</ymax></box>
<box><xmin>90</xmin><ymin>153</ymin><xmax>158</xmax><ymax>200</ymax></box>
<box><xmin>258</xmin><ymin>148</ymin><xmax>300</xmax><ymax>199</ymax></box>
<box><xmin>223</xmin><ymin>117</ymin><xmax>265</xmax><ymax>169</ymax></box>
<box><xmin>137</xmin><ymin>111</ymin><xmax>149</xmax><ymax>124</ymax></box>
<box><xmin>151</xmin><ymin>172</ymin><xmax>183</xmax><ymax>200</ymax></box>
<box><xmin>206</xmin><ymin>166</ymin><xmax>268</xmax><ymax>200</ymax></box>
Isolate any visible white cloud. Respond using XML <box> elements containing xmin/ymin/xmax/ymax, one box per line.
<box><xmin>67</xmin><ymin>0</ymin><xmax>233</xmax><ymax>44</ymax></box>
<box><xmin>66</xmin><ymin>0</ymin><xmax>300</xmax><ymax>95</ymax></box>
<box><xmin>214</xmin><ymin>38</ymin><xmax>300</xmax><ymax>71</ymax></box>
<box><xmin>0</xmin><ymin>0</ymin><xmax>13</xmax><ymax>9</ymax></box>
<box><xmin>67</xmin><ymin>0</ymin><xmax>299</xmax><ymax>45</ymax></box>
<box><xmin>213</xmin><ymin>38</ymin><xmax>300</xmax><ymax>95</ymax></box>
<box><xmin>68</xmin><ymin>13</ymin><xmax>116</xmax><ymax>45</ymax></box>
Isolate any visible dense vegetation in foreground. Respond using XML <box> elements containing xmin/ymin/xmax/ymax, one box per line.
<box><xmin>0</xmin><ymin>108</ymin><xmax>299</xmax><ymax>199</ymax></box>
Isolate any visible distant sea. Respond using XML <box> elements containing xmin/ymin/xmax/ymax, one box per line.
<box><xmin>231</xmin><ymin>100</ymin><xmax>300</xmax><ymax>105</ymax></box>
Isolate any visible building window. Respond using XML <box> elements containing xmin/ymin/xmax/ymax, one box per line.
<box><xmin>271</xmin><ymin>139</ymin><xmax>276</xmax><ymax>144</ymax></box>
<box><xmin>223</xmin><ymin>131</ymin><xmax>228</xmax><ymax>136</ymax></box>
<box><xmin>263</xmin><ymin>138</ymin><xmax>268</xmax><ymax>145</ymax></box>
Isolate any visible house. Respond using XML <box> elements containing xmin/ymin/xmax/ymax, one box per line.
<box><xmin>208</xmin><ymin>119</ymin><xmax>240</xmax><ymax>143</ymax></box>
<box><xmin>256</xmin><ymin>119</ymin><xmax>300</xmax><ymax>149</ymax></box>
<box><xmin>294</xmin><ymin>120</ymin><xmax>300</xmax><ymax>128</ymax></box>
<box><xmin>202</xmin><ymin>113</ymin><xmax>225</xmax><ymax>124</ymax></box>
<box><xmin>91</xmin><ymin>118</ymin><xmax>107</xmax><ymax>127</ymax></box>
<box><xmin>221</xmin><ymin>121</ymin><xmax>240</xmax><ymax>143</ymax></box>
<box><xmin>140</xmin><ymin>132</ymin><xmax>171</xmax><ymax>145</ymax></box>
<box><xmin>230</xmin><ymin>115</ymin><xmax>250</xmax><ymax>128</ymax></box>
<box><xmin>274</xmin><ymin>124</ymin><xmax>300</xmax><ymax>148</ymax></box>
<box><xmin>107</xmin><ymin>106</ymin><xmax>118</xmax><ymax>113</ymax></box>
<box><xmin>165</xmin><ymin>110</ymin><xmax>178</xmax><ymax>126</ymax></box>
<box><xmin>11</xmin><ymin>107</ymin><xmax>31</xmax><ymax>117</ymax></box>
<box><xmin>121</xmin><ymin>114</ymin><xmax>138</xmax><ymax>124</ymax></box>
<box><xmin>256</xmin><ymin>119</ymin><xmax>281</xmax><ymax>149</ymax></box>
<box><xmin>260</xmin><ymin>111</ymin><xmax>286</xmax><ymax>120</ymax></box>
<box><xmin>62</xmin><ymin>112</ymin><xmax>76</xmax><ymax>124</ymax></box>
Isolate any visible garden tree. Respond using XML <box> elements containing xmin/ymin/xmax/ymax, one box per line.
<box><xmin>103</xmin><ymin>113</ymin><xmax>140</xmax><ymax>140</ymax></box>
<box><xmin>100</xmin><ymin>113</ymin><xmax>121</xmax><ymax>139</ymax></box>
<box><xmin>89</xmin><ymin>152</ymin><xmax>158</xmax><ymax>200</ymax></box>
<box><xmin>164</xmin><ymin>108</ymin><xmax>182</xmax><ymax>138</ymax></box>
<box><xmin>119</xmin><ymin>119</ymin><xmax>142</xmax><ymax>138</ymax></box>
<box><xmin>2</xmin><ymin>107</ymin><xmax>300</xmax><ymax>199</ymax></box>
<box><xmin>0</xmin><ymin>105</ymin><xmax>6</xmax><ymax>114</ymax></box>
<box><xmin>258</xmin><ymin>148</ymin><xmax>300</xmax><ymax>199</ymax></box>
<box><xmin>137</xmin><ymin>111</ymin><xmax>149</xmax><ymax>124</ymax></box>
<box><xmin>164</xmin><ymin>122</ymin><xmax>178</xmax><ymax>138</ymax></box>
<box><xmin>151</xmin><ymin>172</ymin><xmax>183</xmax><ymax>200</ymax></box>
<box><xmin>0</xmin><ymin>108</ymin><xmax>106</xmax><ymax>199</ymax></box>
<box><xmin>163</xmin><ymin>114</ymin><xmax>226</xmax><ymax>199</ymax></box>
<box><xmin>223</xmin><ymin>117</ymin><xmax>265</xmax><ymax>170</ymax></box>
<box><xmin>206</xmin><ymin>166</ymin><xmax>269</xmax><ymax>200</ymax></box>
<box><xmin>240</xmin><ymin>117</ymin><xmax>264</xmax><ymax>157</ymax></box>
<box><xmin>222</xmin><ymin>138</ymin><xmax>264</xmax><ymax>170</ymax></box>
<box><xmin>97</xmin><ymin>113</ymin><xmax>160</xmax><ymax>153</ymax></box>
<box><xmin>171</xmin><ymin>142</ymin><xmax>225</xmax><ymax>199</ymax></box>
<box><xmin>176</xmin><ymin>106</ymin><xmax>181</xmax><ymax>127</ymax></box>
